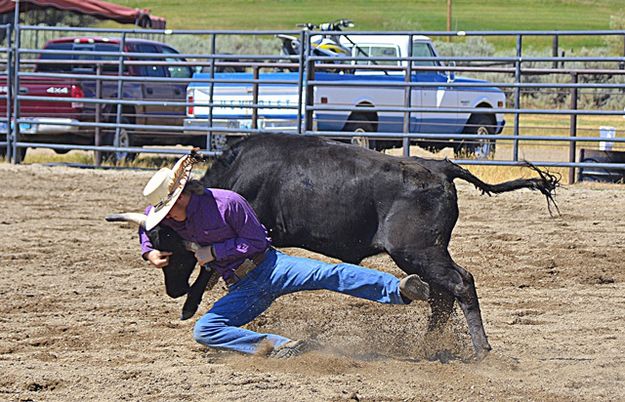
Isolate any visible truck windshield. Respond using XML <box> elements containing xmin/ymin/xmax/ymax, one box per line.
<box><xmin>37</xmin><ymin>42</ymin><xmax>125</xmax><ymax>73</ymax></box>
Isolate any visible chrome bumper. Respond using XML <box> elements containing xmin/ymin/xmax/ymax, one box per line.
<box><xmin>0</xmin><ymin>118</ymin><xmax>81</xmax><ymax>135</ymax></box>
<box><xmin>184</xmin><ymin>117</ymin><xmax>299</xmax><ymax>134</ymax></box>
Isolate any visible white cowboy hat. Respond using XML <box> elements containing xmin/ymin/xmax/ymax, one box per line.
<box><xmin>143</xmin><ymin>154</ymin><xmax>194</xmax><ymax>230</ymax></box>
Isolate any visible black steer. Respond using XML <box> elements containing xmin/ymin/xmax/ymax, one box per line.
<box><xmin>195</xmin><ymin>134</ymin><xmax>557</xmax><ymax>358</ymax></box>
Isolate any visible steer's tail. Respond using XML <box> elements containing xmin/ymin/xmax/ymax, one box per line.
<box><xmin>441</xmin><ymin>160</ymin><xmax>560</xmax><ymax>215</ymax></box>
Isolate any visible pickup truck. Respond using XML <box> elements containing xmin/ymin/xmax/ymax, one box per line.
<box><xmin>0</xmin><ymin>37</ymin><xmax>203</xmax><ymax>161</ymax></box>
<box><xmin>184</xmin><ymin>35</ymin><xmax>505</xmax><ymax>157</ymax></box>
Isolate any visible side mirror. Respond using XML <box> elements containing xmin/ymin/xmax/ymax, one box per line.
<box><xmin>446</xmin><ymin>60</ymin><xmax>456</xmax><ymax>82</ymax></box>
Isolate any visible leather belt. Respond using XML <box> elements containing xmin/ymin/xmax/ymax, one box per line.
<box><xmin>225</xmin><ymin>248</ymin><xmax>269</xmax><ymax>286</ymax></box>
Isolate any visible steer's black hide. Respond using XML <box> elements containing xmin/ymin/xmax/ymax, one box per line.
<box><xmin>145</xmin><ymin>225</ymin><xmax>213</xmax><ymax>320</ymax></box>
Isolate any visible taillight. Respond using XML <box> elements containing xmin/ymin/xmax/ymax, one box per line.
<box><xmin>187</xmin><ymin>92</ymin><xmax>194</xmax><ymax>117</ymax></box>
<box><xmin>70</xmin><ymin>84</ymin><xmax>84</xmax><ymax>109</ymax></box>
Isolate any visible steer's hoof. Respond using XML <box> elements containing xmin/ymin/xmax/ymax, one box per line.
<box><xmin>180</xmin><ymin>309</ymin><xmax>196</xmax><ymax>321</ymax></box>
<box><xmin>474</xmin><ymin>347</ymin><xmax>491</xmax><ymax>362</ymax></box>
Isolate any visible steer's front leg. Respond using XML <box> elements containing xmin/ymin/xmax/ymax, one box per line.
<box><xmin>181</xmin><ymin>267</ymin><xmax>220</xmax><ymax>320</ymax></box>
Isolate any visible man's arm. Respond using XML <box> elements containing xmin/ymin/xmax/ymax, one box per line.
<box><xmin>211</xmin><ymin>192</ymin><xmax>270</xmax><ymax>263</ymax></box>
<box><xmin>138</xmin><ymin>205</ymin><xmax>172</xmax><ymax>268</ymax></box>
<box><xmin>138</xmin><ymin>205</ymin><xmax>156</xmax><ymax>259</ymax></box>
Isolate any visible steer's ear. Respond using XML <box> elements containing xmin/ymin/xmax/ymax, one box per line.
<box><xmin>105</xmin><ymin>212</ymin><xmax>147</xmax><ymax>228</ymax></box>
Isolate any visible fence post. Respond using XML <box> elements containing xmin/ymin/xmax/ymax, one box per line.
<box><xmin>402</xmin><ymin>33</ymin><xmax>414</xmax><ymax>158</ymax></box>
<box><xmin>512</xmin><ymin>34</ymin><xmax>522</xmax><ymax>162</ymax></box>
<box><xmin>568</xmin><ymin>72</ymin><xmax>578</xmax><ymax>184</ymax></box>
<box><xmin>94</xmin><ymin>64</ymin><xmax>103</xmax><ymax>166</ymax></box>
<box><xmin>304</xmin><ymin>31</ymin><xmax>314</xmax><ymax>133</ymax></box>
<box><xmin>251</xmin><ymin>65</ymin><xmax>259</xmax><ymax>129</ymax></box>
<box><xmin>11</xmin><ymin>6</ymin><xmax>21</xmax><ymax>164</ymax></box>
<box><xmin>207</xmin><ymin>33</ymin><xmax>216</xmax><ymax>150</ymax></box>
<box><xmin>113</xmin><ymin>33</ymin><xmax>127</xmax><ymax>163</ymax></box>
<box><xmin>552</xmin><ymin>34</ymin><xmax>559</xmax><ymax>69</ymax></box>
<box><xmin>296</xmin><ymin>29</ymin><xmax>305</xmax><ymax>134</ymax></box>
<box><xmin>622</xmin><ymin>34</ymin><xmax>625</xmax><ymax>70</ymax></box>
<box><xmin>5</xmin><ymin>23</ymin><xmax>12</xmax><ymax>162</ymax></box>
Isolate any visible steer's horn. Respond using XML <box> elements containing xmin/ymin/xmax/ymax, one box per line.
<box><xmin>105</xmin><ymin>212</ymin><xmax>147</xmax><ymax>228</ymax></box>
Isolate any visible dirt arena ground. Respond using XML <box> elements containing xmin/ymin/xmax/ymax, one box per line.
<box><xmin>1</xmin><ymin>162</ymin><xmax>624</xmax><ymax>401</ymax></box>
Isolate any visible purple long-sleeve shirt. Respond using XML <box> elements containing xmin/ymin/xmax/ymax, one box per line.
<box><xmin>139</xmin><ymin>188</ymin><xmax>271</xmax><ymax>282</ymax></box>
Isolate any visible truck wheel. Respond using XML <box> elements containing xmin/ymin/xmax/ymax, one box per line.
<box><xmin>457</xmin><ymin>114</ymin><xmax>496</xmax><ymax>159</ymax></box>
<box><xmin>344</xmin><ymin>114</ymin><xmax>377</xmax><ymax>150</ymax></box>
<box><xmin>103</xmin><ymin>118</ymin><xmax>137</xmax><ymax>163</ymax></box>
<box><xmin>0</xmin><ymin>146</ymin><xmax>27</xmax><ymax>162</ymax></box>
<box><xmin>192</xmin><ymin>134</ymin><xmax>236</xmax><ymax>151</ymax></box>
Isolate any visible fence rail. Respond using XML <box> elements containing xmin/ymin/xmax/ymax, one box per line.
<box><xmin>1</xmin><ymin>21</ymin><xmax>625</xmax><ymax>183</ymax></box>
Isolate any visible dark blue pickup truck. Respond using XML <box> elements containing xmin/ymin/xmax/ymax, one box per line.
<box><xmin>1</xmin><ymin>36</ymin><xmax>216</xmax><ymax>160</ymax></box>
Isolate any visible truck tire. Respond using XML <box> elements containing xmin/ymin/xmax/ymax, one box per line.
<box><xmin>103</xmin><ymin>117</ymin><xmax>137</xmax><ymax>163</ymax></box>
<box><xmin>192</xmin><ymin>134</ymin><xmax>237</xmax><ymax>151</ymax></box>
<box><xmin>457</xmin><ymin>113</ymin><xmax>496</xmax><ymax>159</ymax></box>
<box><xmin>0</xmin><ymin>146</ymin><xmax>27</xmax><ymax>162</ymax></box>
<box><xmin>344</xmin><ymin>114</ymin><xmax>377</xmax><ymax>150</ymax></box>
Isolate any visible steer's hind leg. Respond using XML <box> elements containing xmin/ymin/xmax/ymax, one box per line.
<box><xmin>388</xmin><ymin>246</ymin><xmax>491</xmax><ymax>359</ymax></box>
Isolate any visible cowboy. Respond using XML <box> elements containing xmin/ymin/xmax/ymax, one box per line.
<box><xmin>139</xmin><ymin>154</ymin><xmax>430</xmax><ymax>358</ymax></box>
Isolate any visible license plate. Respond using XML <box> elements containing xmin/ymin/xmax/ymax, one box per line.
<box><xmin>19</xmin><ymin>123</ymin><xmax>31</xmax><ymax>131</ymax></box>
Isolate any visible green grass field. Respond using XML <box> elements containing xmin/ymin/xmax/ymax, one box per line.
<box><xmin>106</xmin><ymin>0</ymin><xmax>625</xmax><ymax>50</ymax></box>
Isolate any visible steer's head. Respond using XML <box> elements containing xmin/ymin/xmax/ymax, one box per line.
<box><xmin>105</xmin><ymin>213</ymin><xmax>197</xmax><ymax>299</ymax></box>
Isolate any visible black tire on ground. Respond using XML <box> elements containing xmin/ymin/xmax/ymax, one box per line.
<box><xmin>191</xmin><ymin>134</ymin><xmax>238</xmax><ymax>151</ymax></box>
<box><xmin>102</xmin><ymin>117</ymin><xmax>137</xmax><ymax>163</ymax></box>
<box><xmin>1</xmin><ymin>145</ymin><xmax>27</xmax><ymax>162</ymax></box>
<box><xmin>456</xmin><ymin>113</ymin><xmax>497</xmax><ymax>159</ymax></box>
<box><xmin>343</xmin><ymin>113</ymin><xmax>377</xmax><ymax>150</ymax></box>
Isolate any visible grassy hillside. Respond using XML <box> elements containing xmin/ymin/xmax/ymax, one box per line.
<box><xmin>107</xmin><ymin>0</ymin><xmax>625</xmax><ymax>49</ymax></box>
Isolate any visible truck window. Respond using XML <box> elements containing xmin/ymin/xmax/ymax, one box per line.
<box><xmin>37</xmin><ymin>43</ymin><xmax>73</xmax><ymax>72</ymax></box>
<box><xmin>353</xmin><ymin>45</ymin><xmax>400</xmax><ymax>66</ymax></box>
<box><xmin>411</xmin><ymin>42</ymin><xmax>438</xmax><ymax>67</ymax></box>
<box><xmin>37</xmin><ymin>42</ymin><xmax>127</xmax><ymax>73</ymax></box>
<box><xmin>161</xmin><ymin>45</ymin><xmax>192</xmax><ymax>79</ymax></box>
<box><xmin>134</xmin><ymin>43</ymin><xmax>167</xmax><ymax>77</ymax></box>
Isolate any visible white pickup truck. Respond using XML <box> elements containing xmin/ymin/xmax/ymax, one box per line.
<box><xmin>184</xmin><ymin>35</ymin><xmax>505</xmax><ymax>157</ymax></box>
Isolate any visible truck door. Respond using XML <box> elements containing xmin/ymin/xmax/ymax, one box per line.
<box><xmin>161</xmin><ymin>45</ymin><xmax>193</xmax><ymax>127</ymax></box>
<box><xmin>413</xmin><ymin>42</ymin><xmax>459</xmax><ymax>136</ymax></box>
<box><xmin>135</xmin><ymin>43</ymin><xmax>176</xmax><ymax>128</ymax></box>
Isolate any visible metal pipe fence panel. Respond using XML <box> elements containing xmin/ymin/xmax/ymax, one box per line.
<box><xmin>0</xmin><ymin>24</ymin><xmax>10</xmax><ymax>160</ymax></box>
<box><xmin>3</xmin><ymin>24</ymin><xmax>625</xmax><ymax>183</ymax></box>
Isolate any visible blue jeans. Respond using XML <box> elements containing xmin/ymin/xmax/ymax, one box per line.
<box><xmin>193</xmin><ymin>249</ymin><xmax>405</xmax><ymax>354</ymax></box>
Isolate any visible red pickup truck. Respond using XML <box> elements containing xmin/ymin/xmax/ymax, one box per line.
<box><xmin>1</xmin><ymin>36</ymin><xmax>205</xmax><ymax>161</ymax></box>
